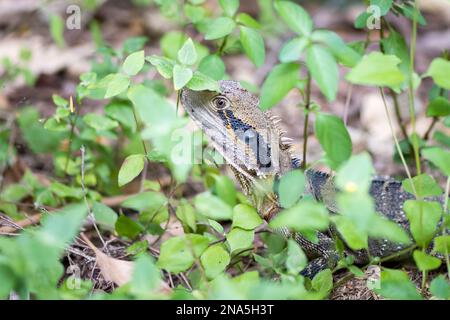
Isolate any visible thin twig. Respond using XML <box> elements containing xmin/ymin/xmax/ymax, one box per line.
<box><xmin>301</xmin><ymin>71</ymin><xmax>312</xmax><ymax>169</ymax></box>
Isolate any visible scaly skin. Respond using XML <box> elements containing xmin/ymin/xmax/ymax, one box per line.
<box><xmin>181</xmin><ymin>80</ymin><xmax>446</xmax><ymax>278</ymax></box>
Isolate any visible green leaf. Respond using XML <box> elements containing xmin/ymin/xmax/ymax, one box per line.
<box><xmin>306</xmin><ymin>45</ymin><xmax>338</xmax><ymax>101</ymax></box>
<box><xmin>198</xmin><ymin>55</ymin><xmax>225</xmax><ymax>80</ymax></box>
<box><xmin>370</xmin><ymin>0</ymin><xmax>393</xmax><ymax>15</ymax></box>
<box><xmin>312</xmin><ymin>269</ymin><xmax>333</xmax><ymax>293</ymax></box>
<box><xmin>175</xmin><ymin>200</ymin><xmax>197</xmax><ymax>232</ymax></box>
<box><xmin>121</xmin><ymin>191</ymin><xmax>167</xmax><ymax>212</ymax></box>
<box><xmin>213</xmin><ymin>175</ymin><xmax>237</xmax><ymax>207</ymax></box>
<box><xmin>239</xmin><ymin>26</ymin><xmax>265</xmax><ymax>67</ymax></box>
<box><xmin>115</xmin><ymin>215</ymin><xmax>144</xmax><ymax>239</ymax></box>
<box><xmin>177</xmin><ymin>38</ymin><xmax>198</xmax><ymax>65</ymax></box>
<box><xmin>270</xmin><ymin>200</ymin><xmax>329</xmax><ymax>232</ymax></box>
<box><xmin>404</xmin><ymin>200</ymin><xmax>442</xmax><ymax>247</ymax></box>
<box><xmin>105</xmin><ymin>102</ymin><xmax>137</xmax><ymax>132</ymax></box>
<box><xmin>286</xmin><ymin>239</ymin><xmax>307</xmax><ymax>274</ymax></box>
<box><xmin>232</xmin><ymin>204</ymin><xmax>263</xmax><ymax>230</ymax></box>
<box><xmin>413</xmin><ymin>250</ymin><xmax>441</xmax><ymax>271</ymax></box>
<box><xmin>186</xmin><ymin>71</ymin><xmax>220</xmax><ymax>91</ymax></box>
<box><xmin>427</xmin><ymin>97</ymin><xmax>450</xmax><ymax>117</ymax></box>
<box><xmin>122</xmin><ymin>50</ymin><xmax>145</xmax><ymax>76</ymax></box>
<box><xmin>49</xmin><ymin>182</ymin><xmax>83</xmax><ymax>200</ymax></box>
<box><xmin>184</xmin><ymin>4</ymin><xmax>205</xmax><ymax>23</ymax></box>
<box><xmin>315</xmin><ymin>113</ymin><xmax>352</xmax><ymax>169</ymax></box>
<box><xmin>219</xmin><ymin>0</ymin><xmax>239</xmax><ymax>17</ymax></box>
<box><xmin>346</xmin><ymin>52</ymin><xmax>405</xmax><ymax>89</ymax></box>
<box><xmin>425</xmin><ymin>58</ymin><xmax>450</xmax><ymax>89</ymax></box>
<box><xmin>260</xmin><ymin>62</ymin><xmax>300</xmax><ymax>110</ymax></box>
<box><xmin>204</xmin><ymin>17</ymin><xmax>236</xmax><ymax>40</ymax></box>
<box><xmin>92</xmin><ymin>202</ymin><xmax>118</xmax><ymax>230</ymax></box>
<box><xmin>274</xmin><ymin>1</ymin><xmax>313</xmax><ymax>36</ymax></box>
<box><xmin>226</xmin><ymin>227</ymin><xmax>254</xmax><ymax>253</ymax></box>
<box><xmin>208</xmin><ymin>219</ymin><xmax>224</xmax><ymax>234</ymax></box>
<box><xmin>104</xmin><ymin>73</ymin><xmax>130</xmax><ymax>98</ymax></box>
<box><xmin>236</xmin><ymin>13</ymin><xmax>261</xmax><ymax>29</ymax></box>
<box><xmin>279</xmin><ymin>37</ymin><xmax>308</xmax><ymax>63</ymax></box>
<box><xmin>194</xmin><ymin>192</ymin><xmax>233</xmax><ymax>220</ymax></box>
<box><xmin>52</xmin><ymin>94</ymin><xmax>68</xmax><ymax>107</ymax></box>
<box><xmin>430</xmin><ymin>275</ymin><xmax>450</xmax><ymax>299</ymax></box>
<box><xmin>146</xmin><ymin>55</ymin><xmax>175</xmax><ymax>79</ymax></box>
<box><xmin>200</xmin><ymin>245</ymin><xmax>230</xmax><ymax>279</ymax></box>
<box><xmin>83</xmin><ymin>113</ymin><xmax>118</xmax><ymax>131</ymax></box>
<box><xmin>50</xmin><ymin>14</ymin><xmax>65</xmax><ymax>47</ymax></box>
<box><xmin>422</xmin><ymin>147</ymin><xmax>450</xmax><ymax>176</ymax></box>
<box><xmin>376</xmin><ymin>268</ymin><xmax>422</xmax><ymax>300</ymax></box>
<box><xmin>336</xmin><ymin>153</ymin><xmax>374</xmax><ymax>193</ymax></box>
<box><xmin>311</xmin><ymin>30</ymin><xmax>361</xmax><ymax>67</ymax></box>
<box><xmin>402</xmin><ymin>174</ymin><xmax>442</xmax><ymax>198</ymax></box>
<box><xmin>173</xmin><ymin>64</ymin><xmax>193</xmax><ymax>90</ymax></box>
<box><xmin>369</xmin><ymin>214</ymin><xmax>412</xmax><ymax>245</ymax></box>
<box><xmin>433</xmin><ymin>235</ymin><xmax>450</xmax><ymax>255</ymax></box>
<box><xmin>157</xmin><ymin>237</ymin><xmax>194</xmax><ymax>273</ymax></box>
<box><xmin>118</xmin><ymin>154</ymin><xmax>146</xmax><ymax>187</ymax></box>
<box><xmin>278</xmin><ymin>169</ymin><xmax>305</xmax><ymax>208</ymax></box>
<box><xmin>129</xmin><ymin>254</ymin><xmax>161</xmax><ymax>297</ymax></box>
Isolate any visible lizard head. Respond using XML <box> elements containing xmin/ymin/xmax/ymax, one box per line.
<box><xmin>181</xmin><ymin>80</ymin><xmax>293</xmax><ymax>181</ymax></box>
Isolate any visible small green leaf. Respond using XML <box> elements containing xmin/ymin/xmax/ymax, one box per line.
<box><xmin>198</xmin><ymin>55</ymin><xmax>225</xmax><ymax>80</ymax></box>
<box><xmin>401</xmin><ymin>174</ymin><xmax>442</xmax><ymax>198</ymax></box>
<box><xmin>208</xmin><ymin>219</ymin><xmax>224</xmax><ymax>234</ymax></box>
<box><xmin>236</xmin><ymin>13</ymin><xmax>261</xmax><ymax>29</ymax></box>
<box><xmin>278</xmin><ymin>169</ymin><xmax>305</xmax><ymax>208</ymax></box>
<box><xmin>92</xmin><ymin>202</ymin><xmax>118</xmax><ymax>230</ymax></box>
<box><xmin>204</xmin><ymin>17</ymin><xmax>236</xmax><ymax>40</ymax></box>
<box><xmin>50</xmin><ymin>14</ymin><xmax>65</xmax><ymax>47</ymax></box>
<box><xmin>194</xmin><ymin>192</ymin><xmax>233</xmax><ymax>220</ymax></box>
<box><xmin>279</xmin><ymin>37</ymin><xmax>308</xmax><ymax>63</ymax></box>
<box><xmin>173</xmin><ymin>64</ymin><xmax>193</xmax><ymax>90</ymax></box>
<box><xmin>129</xmin><ymin>254</ymin><xmax>161</xmax><ymax>296</ymax></box>
<box><xmin>146</xmin><ymin>55</ymin><xmax>175</xmax><ymax>79</ymax></box>
<box><xmin>425</xmin><ymin>58</ymin><xmax>450</xmax><ymax>89</ymax></box>
<box><xmin>83</xmin><ymin>113</ymin><xmax>118</xmax><ymax>131</ymax></box>
<box><xmin>177</xmin><ymin>38</ymin><xmax>198</xmax><ymax>65</ymax></box>
<box><xmin>200</xmin><ymin>245</ymin><xmax>230</xmax><ymax>279</ymax></box>
<box><xmin>118</xmin><ymin>154</ymin><xmax>146</xmax><ymax>187</ymax></box>
<box><xmin>286</xmin><ymin>239</ymin><xmax>307</xmax><ymax>274</ymax></box>
<box><xmin>219</xmin><ymin>0</ymin><xmax>239</xmax><ymax>17</ymax></box>
<box><xmin>157</xmin><ymin>237</ymin><xmax>194</xmax><ymax>273</ymax></box>
<box><xmin>311</xmin><ymin>30</ymin><xmax>361</xmax><ymax>67</ymax></box>
<box><xmin>427</xmin><ymin>97</ymin><xmax>450</xmax><ymax>117</ymax></box>
<box><xmin>52</xmin><ymin>94</ymin><xmax>68</xmax><ymax>107</ymax></box>
<box><xmin>315</xmin><ymin>113</ymin><xmax>352</xmax><ymax>169</ymax></box>
<box><xmin>260</xmin><ymin>62</ymin><xmax>300</xmax><ymax>110</ymax></box>
<box><xmin>306</xmin><ymin>45</ymin><xmax>338</xmax><ymax>101</ymax></box>
<box><xmin>122</xmin><ymin>50</ymin><xmax>145</xmax><ymax>76</ymax></box>
<box><xmin>422</xmin><ymin>147</ymin><xmax>450</xmax><ymax>176</ymax></box>
<box><xmin>376</xmin><ymin>268</ymin><xmax>422</xmax><ymax>300</ymax></box>
<box><xmin>274</xmin><ymin>1</ymin><xmax>313</xmax><ymax>36</ymax></box>
<box><xmin>430</xmin><ymin>275</ymin><xmax>450</xmax><ymax>299</ymax></box>
<box><xmin>176</xmin><ymin>200</ymin><xmax>197</xmax><ymax>232</ymax></box>
<box><xmin>404</xmin><ymin>200</ymin><xmax>442</xmax><ymax>247</ymax></box>
<box><xmin>232</xmin><ymin>204</ymin><xmax>263</xmax><ymax>230</ymax></box>
<box><xmin>413</xmin><ymin>250</ymin><xmax>441</xmax><ymax>271</ymax></box>
<box><xmin>104</xmin><ymin>73</ymin><xmax>130</xmax><ymax>98</ymax></box>
<box><xmin>346</xmin><ymin>52</ymin><xmax>405</xmax><ymax>89</ymax></box>
<box><xmin>239</xmin><ymin>26</ymin><xmax>265</xmax><ymax>67</ymax></box>
<box><xmin>336</xmin><ymin>153</ymin><xmax>374</xmax><ymax>193</ymax></box>
<box><xmin>226</xmin><ymin>227</ymin><xmax>254</xmax><ymax>253</ymax></box>
<box><xmin>433</xmin><ymin>235</ymin><xmax>450</xmax><ymax>255</ymax></box>
<box><xmin>187</xmin><ymin>71</ymin><xmax>220</xmax><ymax>91</ymax></box>
<box><xmin>370</xmin><ymin>0</ymin><xmax>393</xmax><ymax>15</ymax></box>
<box><xmin>312</xmin><ymin>269</ymin><xmax>333</xmax><ymax>293</ymax></box>
<box><xmin>213</xmin><ymin>175</ymin><xmax>237</xmax><ymax>207</ymax></box>
<box><xmin>115</xmin><ymin>215</ymin><xmax>145</xmax><ymax>239</ymax></box>
<box><xmin>184</xmin><ymin>4</ymin><xmax>205</xmax><ymax>23</ymax></box>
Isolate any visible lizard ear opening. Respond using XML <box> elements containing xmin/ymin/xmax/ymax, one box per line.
<box><xmin>212</xmin><ymin>96</ymin><xmax>231</xmax><ymax>110</ymax></box>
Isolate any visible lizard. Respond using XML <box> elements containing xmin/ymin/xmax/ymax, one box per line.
<box><xmin>181</xmin><ymin>80</ymin><xmax>447</xmax><ymax>278</ymax></box>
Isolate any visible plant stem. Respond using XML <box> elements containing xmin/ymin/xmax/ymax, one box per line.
<box><xmin>423</xmin><ymin>117</ymin><xmax>437</xmax><ymax>141</ymax></box>
<box><xmin>301</xmin><ymin>71</ymin><xmax>311</xmax><ymax>169</ymax></box>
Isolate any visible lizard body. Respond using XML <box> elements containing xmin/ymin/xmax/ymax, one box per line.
<box><xmin>181</xmin><ymin>80</ymin><xmax>446</xmax><ymax>277</ymax></box>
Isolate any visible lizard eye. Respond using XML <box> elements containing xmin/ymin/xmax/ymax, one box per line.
<box><xmin>212</xmin><ymin>96</ymin><xmax>230</xmax><ymax>110</ymax></box>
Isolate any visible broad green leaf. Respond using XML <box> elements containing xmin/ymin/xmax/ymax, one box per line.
<box><xmin>122</xmin><ymin>50</ymin><xmax>145</xmax><ymax>76</ymax></box>
<box><xmin>208</xmin><ymin>219</ymin><xmax>224</xmax><ymax>234</ymax></box>
<box><xmin>306</xmin><ymin>45</ymin><xmax>338</xmax><ymax>101</ymax></box>
<box><xmin>381</xmin><ymin>29</ymin><xmax>410</xmax><ymax>81</ymax></box>
<box><xmin>198</xmin><ymin>55</ymin><xmax>225</xmax><ymax>80</ymax></box>
<box><xmin>279</xmin><ymin>37</ymin><xmax>308</xmax><ymax>63</ymax></box>
<box><xmin>175</xmin><ymin>200</ymin><xmax>197</xmax><ymax>232</ymax></box>
<box><xmin>236</xmin><ymin>13</ymin><xmax>261</xmax><ymax>29</ymax></box>
<box><xmin>200</xmin><ymin>245</ymin><xmax>230</xmax><ymax>279</ymax></box>
<box><xmin>370</xmin><ymin>0</ymin><xmax>393</xmax><ymax>15</ymax></box>
<box><xmin>186</xmin><ymin>234</ymin><xmax>210</xmax><ymax>257</ymax></box>
<box><xmin>83</xmin><ymin>113</ymin><xmax>118</xmax><ymax>131</ymax></box>
<box><xmin>186</xmin><ymin>71</ymin><xmax>220</xmax><ymax>91</ymax></box>
<box><xmin>52</xmin><ymin>94</ymin><xmax>68</xmax><ymax>107</ymax></box>
<box><xmin>157</xmin><ymin>237</ymin><xmax>194</xmax><ymax>273</ymax></box>
<box><xmin>173</xmin><ymin>64</ymin><xmax>193</xmax><ymax>90</ymax></box>
<box><xmin>146</xmin><ymin>55</ymin><xmax>175</xmax><ymax>79</ymax></box>
<box><xmin>213</xmin><ymin>175</ymin><xmax>237</xmax><ymax>207</ymax></box>
<box><xmin>346</xmin><ymin>52</ymin><xmax>405</xmax><ymax>89</ymax></box>
<box><xmin>194</xmin><ymin>192</ymin><xmax>233</xmax><ymax>220</ymax></box>
<box><xmin>232</xmin><ymin>204</ymin><xmax>263</xmax><ymax>230</ymax></box>
<box><xmin>105</xmin><ymin>101</ymin><xmax>137</xmax><ymax>132</ymax></box>
<box><xmin>129</xmin><ymin>254</ymin><xmax>161</xmax><ymax>297</ymax></box>
<box><xmin>331</xmin><ymin>215</ymin><xmax>368</xmax><ymax>250</ymax></box>
<box><xmin>430</xmin><ymin>275</ymin><xmax>450</xmax><ymax>299</ymax></box>
<box><xmin>270</xmin><ymin>200</ymin><xmax>329</xmax><ymax>232</ymax></box>
<box><xmin>274</xmin><ymin>1</ymin><xmax>313</xmax><ymax>36</ymax></box>
<box><xmin>239</xmin><ymin>26</ymin><xmax>265</xmax><ymax>67</ymax></box>
<box><xmin>315</xmin><ymin>113</ymin><xmax>352</xmax><ymax>169</ymax></box>
<box><xmin>219</xmin><ymin>0</ymin><xmax>239</xmax><ymax>17</ymax></box>
<box><xmin>336</xmin><ymin>153</ymin><xmax>374</xmax><ymax>193</ymax></box>
<box><xmin>401</xmin><ymin>174</ymin><xmax>442</xmax><ymax>198</ymax></box>
<box><xmin>226</xmin><ymin>228</ymin><xmax>254</xmax><ymax>253</ymax></box>
<box><xmin>413</xmin><ymin>250</ymin><xmax>441</xmax><ymax>271</ymax></box>
<box><xmin>121</xmin><ymin>191</ymin><xmax>167</xmax><ymax>212</ymax></box>
<box><xmin>312</xmin><ymin>269</ymin><xmax>333</xmax><ymax>293</ymax></box>
<box><xmin>92</xmin><ymin>202</ymin><xmax>118</xmax><ymax>230</ymax></box>
<box><xmin>433</xmin><ymin>235</ymin><xmax>450</xmax><ymax>255</ymax></box>
<box><xmin>50</xmin><ymin>14</ymin><xmax>65</xmax><ymax>47</ymax></box>
<box><xmin>404</xmin><ymin>200</ymin><xmax>442</xmax><ymax>247</ymax></box>
<box><xmin>184</xmin><ymin>4</ymin><xmax>205</xmax><ymax>23</ymax></box>
<box><xmin>369</xmin><ymin>215</ymin><xmax>411</xmax><ymax>245</ymax></box>
<box><xmin>426</xmin><ymin>97</ymin><xmax>450</xmax><ymax>117</ymax></box>
<box><xmin>286</xmin><ymin>239</ymin><xmax>307</xmax><ymax>274</ymax></box>
<box><xmin>311</xmin><ymin>30</ymin><xmax>361</xmax><ymax>67</ymax></box>
<box><xmin>204</xmin><ymin>17</ymin><xmax>236</xmax><ymax>40</ymax></box>
<box><xmin>425</xmin><ymin>58</ymin><xmax>450</xmax><ymax>89</ymax></box>
<box><xmin>422</xmin><ymin>147</ymin><xmax>450</xmax><ymax>176</ymax></box>
<box><xmin>49</xmin><ymin>182</ymin><xmax>83</xmax><ymax>200</ymax></box>
<box><xmin>118</xmin><ymin>154</ymin><xmax>145</xmax><ymax>187</ymax></box>
<box><xmin>177</xmin><ymin>38</ymin><xmax>198</xmax><ymax>65</ymax></box>
<box><xmin>277</xmin><ymin>169</ymin><xmax>305</xmax><ymax>208</ymax></box>
<box><xmin>115</xmin><ymin>215</ymin><xmax>144</xmax><ymax>239</ymax></box>
<box><xmin>104</xmin><ymin>73</ymin><xmax>130</xmax><ymax>98</ymax></box>
<box><xmin>375</xmin><ymin>268</ymin><xmax>422</xmax><ymax>300</ymax></box>
<box><xmin>260</xmin><ymin>62</ymin><xmax>300</xmax><ymax>110</ymax></box>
